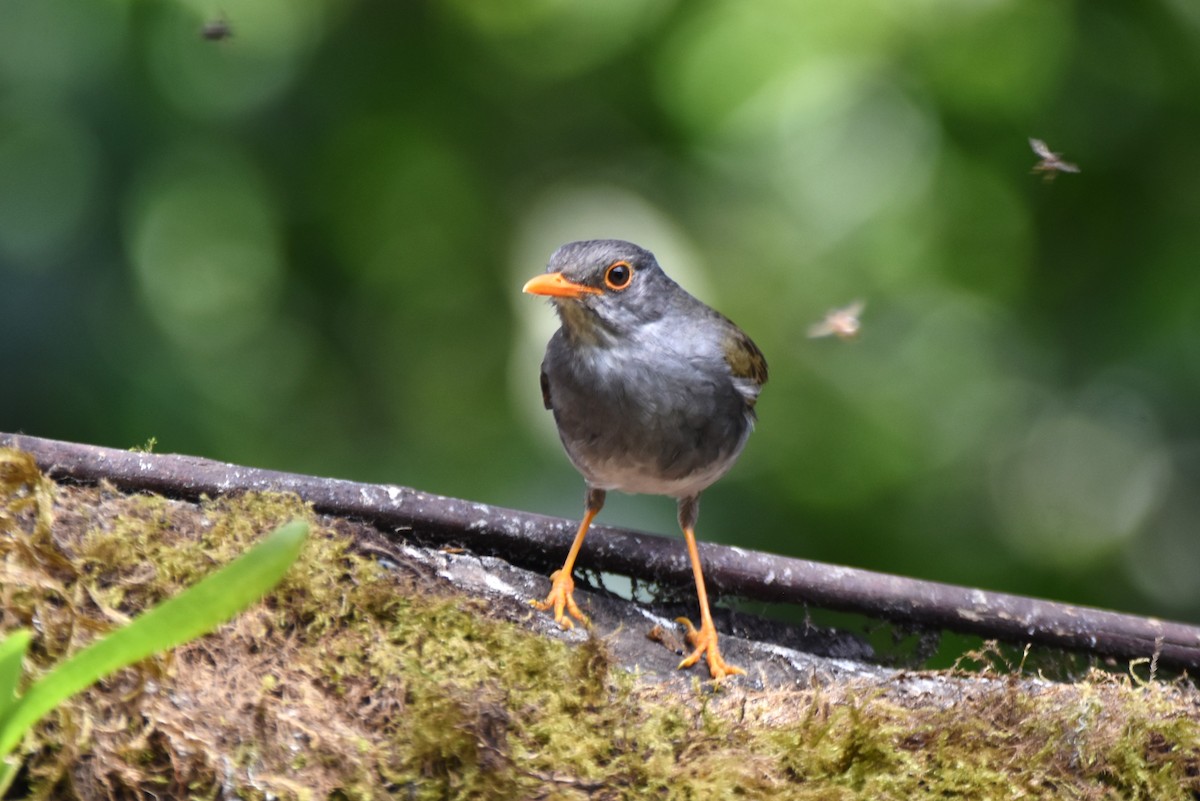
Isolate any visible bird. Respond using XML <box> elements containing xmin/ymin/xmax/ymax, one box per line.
<box><xmin>522</xmin><ymin>239</ymin><xmax>768</xmax><ymax>680</ymax></box>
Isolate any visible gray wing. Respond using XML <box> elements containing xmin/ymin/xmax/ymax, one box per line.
<box><xmin>540</xmin><ymin>365</ymin><xmax>553</xmax><ymax>410</ymax></box>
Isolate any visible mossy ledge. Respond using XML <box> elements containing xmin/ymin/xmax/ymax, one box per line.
<box><xmin>1</xmin><ymin>448</ymin><xmax>1198</xmax><ymax>800</ymax></box>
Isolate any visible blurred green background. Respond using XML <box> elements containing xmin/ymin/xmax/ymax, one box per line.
<box><xmin>3</xmin><ymin>0</ymin><xmax>1200</xmax><ymax>627</ymax></box>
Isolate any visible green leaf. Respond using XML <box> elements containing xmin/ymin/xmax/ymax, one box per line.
<box><xmin>0</xmin><ymin>520</ymin><xmax>308</xmax><ymax>758</ymax></box>
<box><xmin>0</xmin><ymin>756</ymin><xmax>17</xmax><ymax>797</ymax></box>
<box><xmin>0</xmin><ymin>630</ymin><xmax>32</xmax><ymax>724</ymax></box>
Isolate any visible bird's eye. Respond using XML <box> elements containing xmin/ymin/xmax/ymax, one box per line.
<box><xmin>604</xmin><ymin>261</ymin><xmax>633</xmax><ymax>290</ymax></box>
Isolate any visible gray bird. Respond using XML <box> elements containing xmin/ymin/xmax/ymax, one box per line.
<box><xmin>523</xmin><ymin>239</ymin><xmax>767</xmax><ymax>679</ymax></box>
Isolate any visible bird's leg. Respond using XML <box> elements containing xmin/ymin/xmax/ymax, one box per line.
<box><xmin>674</xmin><ymin>496</ymin><xmax>745</xmax><ymax>680</ymax></box>
<box><xmin>532</xmin><ymin>487</ymin><xmax>605</xmax><ymax>629</ymax></box>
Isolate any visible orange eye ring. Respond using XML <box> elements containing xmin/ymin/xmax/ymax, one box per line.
<box><xmin>604</xmin><ymin>260</ymin><xmax>634</xmax><ymax>290</ymax></box>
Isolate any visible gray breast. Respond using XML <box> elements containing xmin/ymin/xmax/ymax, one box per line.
<box><xmin>541</xmin><ymin>329</ymin><xmax>752</xmax><ymax>498</ymax></box>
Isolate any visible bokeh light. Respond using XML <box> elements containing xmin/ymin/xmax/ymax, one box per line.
<box><xmin>144</xmin><ymin>0</ymin><xmax>320</xmax><ymax>119</ymax></box>
<box><xmin>126</xmin><ymin>142</ymin><xmax>285</xmax><ymax>355</ymax></box>
<box><xmin>0</xmin><ymin>105</ymin><xmax>101</xmax><ymax>267</ymax></box>
<box><xmin>444</xmin><ymin>0</ymin><xmax>674</xmax><ymax>80</ymax></box>
<box><xmin>989</xmin><ymin>389</ymin><xmax>1171</xmax><ymax>569</ymax></box>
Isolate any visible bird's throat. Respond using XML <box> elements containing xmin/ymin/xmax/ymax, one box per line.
<box><xmin>557</xmin><ymin>301</ymin><xmax>617</xmax><ymax>348</ymax></box>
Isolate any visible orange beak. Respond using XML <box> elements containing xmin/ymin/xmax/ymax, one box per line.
<box><xmin>522</xmin><ymin>272</ymin><xmax>601</xmax><ymax>299</ymax></box>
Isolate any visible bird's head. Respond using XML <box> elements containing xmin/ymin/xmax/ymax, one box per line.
<box><xmin>522</xmin><ymin>240</ymin><xmax>676</xmax><ymax>342</ymax></box>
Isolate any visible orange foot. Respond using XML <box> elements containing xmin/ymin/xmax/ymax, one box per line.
<box><xmin>531</xmin><ymin>570</ymin><xmax>589</xmax><ymax>629</ymax></box>
<box><xmin>676</xmin><ymin>617</ymin><xmax>745</xmax><ymax>680</ymax></box>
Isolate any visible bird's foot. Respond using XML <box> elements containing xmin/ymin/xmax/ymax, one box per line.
<box><xmin>676</xmin><ymin>617</ymin><xmax>745</xmax><ymax>680</ymax></box>
<box><xmin>531</xmin><ymin>570</ymin><xmax>590</xmax><ymax>629</ymax></box>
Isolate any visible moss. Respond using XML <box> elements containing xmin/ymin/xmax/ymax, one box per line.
<box><xmin>2</xmin><ymin>446</ymin><xmax>1199</xmax><ymax>800</ymax></box>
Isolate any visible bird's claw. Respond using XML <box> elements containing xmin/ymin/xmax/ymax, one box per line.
<box><xmin>531</xmin><ymin>570</ymin><xmax>590</xmax><ymax>629</ymax></box>
<box><xmin>676</xmin><ymin>617</ymin><xmax>745</xmax><ymax>680</ymax></box>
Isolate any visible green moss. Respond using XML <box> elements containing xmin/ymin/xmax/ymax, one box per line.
<box><xmin>2</xmin><ymin>447</ymin><xmax>1199</xmax><ymax>800</ymax></box>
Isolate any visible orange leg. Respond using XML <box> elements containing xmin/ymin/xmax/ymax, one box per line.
<box><xmin>532</xmin><ymin>488</ymin><xmax>604</xmax><ymax>629</ymax></box>
<box><xmin>675</xmin><ymin>498</ymin><xmax>744</xmax><ymax>680</ymax></box>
